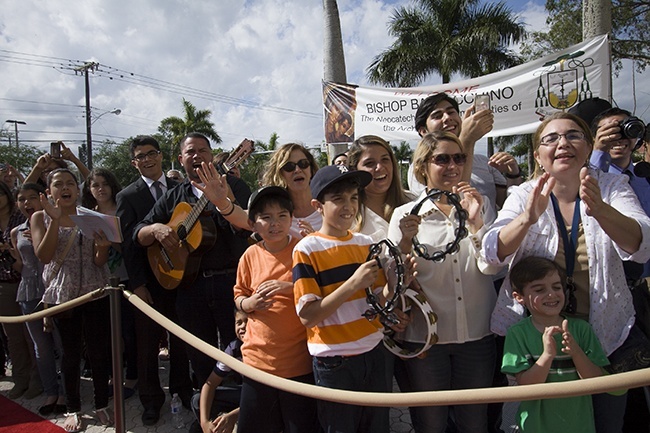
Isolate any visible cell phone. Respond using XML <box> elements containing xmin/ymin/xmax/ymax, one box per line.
<box><xmin>50</xmin><ymin>142</ymin><xmax>61</xmax><ymax>158</ymax></box>
<box><xmin>475</xmin><ymin>94</ymin><xmax>490</xmax><ymax>111</ymax></box>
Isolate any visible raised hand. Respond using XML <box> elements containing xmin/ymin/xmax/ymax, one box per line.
<box><xmin>194</xmin><ymin>161</ymin><xmax>230</xmax><ymax>205</ymax></box>
<box><xmin>542</xmin><ymin>325</ymin><xmax>562</xmax><ymax>358</ymax></box>
<box><xmin>460</xmin><ymin>105</ymin><xmax>494</xmax><ymax>144</ymax></box>
<box><xmin>39</xmin><ymin>193</ymin><xmax>61</xmax><ymax>220</ymax></box>
<box><xmin>454</xmin><ymin>181</ymin><xmax>483</xmax><ymax>230</ymax></box>
<box><xmin>579</xmin><ymin>167</ymin><xmax>605</xmax><ymax>217</ymax></box>
<box><xmin>523</xmin><ymin>173</ymin><xmax>555</xmax><ymax>225</ymax></box>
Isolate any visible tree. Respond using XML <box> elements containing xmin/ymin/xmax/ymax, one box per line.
<box><xmin>521</xmin><ymin>0</ymin><xmax>650</xmax><ymax>72</ymax></box>
<box><xmin>0</xmin><ymin>143</ymin><xmax>43</xmax><ymax>177</ymax></box>
<box><xmin>237</xmin><ymin>133</ymin><xmax>280</xmax><ymax>189</ymax></box>
<box><xmin>366</xmin><ymin>0</ymin><xmax>526</xmax><ymax>86</ymax></box>
<box><xmin>323</xmin><ymin>0</ymin><xmax>347</xmax><ymax>83</ymax></box>
<box><xmin>392</xmin><ymin>141</ymin><xmax>413</xmax><ymax>188</ymax></box>
<box><xmin>158</xmin><ymin>98</ymin><xmax>222</xmax><ymax>167</ymax></box>
<box><xmin>94</xmin><ymin>134</ymin><xmax>175</xmax><ymax>188</ymax></box>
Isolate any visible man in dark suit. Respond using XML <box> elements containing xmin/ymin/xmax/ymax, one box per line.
<box><xmin>116</xmin><ymin>135</ymin><xmax>193</xmax><ymax>426</ymax></box>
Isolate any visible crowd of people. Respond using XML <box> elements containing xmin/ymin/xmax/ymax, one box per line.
<box><xmin>0</xmin><ymin>95</ymin><xmax>649</xmax><ymax>433</ymax></box>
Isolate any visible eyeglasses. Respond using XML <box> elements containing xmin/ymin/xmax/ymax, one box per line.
<box><xmin>132</xmin><ymin>150</ymin><xmax>161</xmax><ymax>162</ymax></box>
<box><xmin>540</xmin><ymin>131</ymin><xmax>586</xmax><ymax>146</ymax></box>
<box><xmin>281</xmin><ymin>159</ymin><xmax>310</xmax><ymax>172</ymax></box>
<box><xmin>429</xmin><ymin>153</ymin><xmax>467</xmax><ymax>166</ymax></box>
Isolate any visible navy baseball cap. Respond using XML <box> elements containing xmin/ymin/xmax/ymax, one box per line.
<box><xmin>310</xmin><ymin>165</ymin><xmax>372</xmax><ymax>201</ymax></box>
<box><xmin>248</xmin><ymin>186</ymin><xmax>290</xmax><ymax>211</ymax></box>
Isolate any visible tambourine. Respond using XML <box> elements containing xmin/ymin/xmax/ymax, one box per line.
<box><xmin>362</xmin><ymin>238</ymin><xmax>438</xmax><ymax>358</ymax></box>
<box><xmin>362</xmin><ymin>239</ymin><xmax>405</xmax><ymax>326</ymax></box>
<box><xmin>383</xmin><ymin>288</ymin><xmax>438</xmax><ymax>358</ymax></box>
<box><xmin>409</xmin><ymin>189</ymin><xmax>468</xmax><ymax>262</ymax></box>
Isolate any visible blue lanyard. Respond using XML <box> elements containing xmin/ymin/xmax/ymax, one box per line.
<box><xmin>550</xmin><ymin>194</ymin><xmax>581</xmax><ymax>278</ymax></box>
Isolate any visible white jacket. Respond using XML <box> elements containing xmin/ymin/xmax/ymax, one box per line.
<box><xmin>483</xmin><ymin>169</ymin><xmax>650</xmax><ymax>355</ymax></box>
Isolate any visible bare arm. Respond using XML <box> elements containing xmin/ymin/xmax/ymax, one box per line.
<box><xmin>194</xmin><ymin>162</ymin><xmax>250</xmax><ymax>230</ymax></box>
<box><xmin>515</xmin><ymin>326</ymin><xmax>558</xmax><ymax>385</ymax></box>
<box><xmin>579</xmin><ymin>168</ymin><xmax>642</xmax><ymax>254</ymax></box>
<box><xmin>560</xmin><ymin>320</ymin><xmax>603</xmax><ymax>379</ymax></box>
<box><xmin>31</xmin><ymin>203</ymin><xmax>61</xmax><ymax>264</ymax></box>
<box><xmin>497</xmin><ymin>174</ymin><xmax>555</xmax><ymax>261</ymax></box>
<box><xmin>9</xmin><ymin>227</ymin><xmax>22</xmax><ymax>273</ymax></box>
<box><xmin>299</xmin><ymin>260</ymin><xmax>379</xmax><ymax>328</ymax></box>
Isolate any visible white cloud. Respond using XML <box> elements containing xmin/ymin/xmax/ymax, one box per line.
<box><xmin>0</xmin><ymin>0</ymin><xmax>647</xmax><ymax>162</ymax></box>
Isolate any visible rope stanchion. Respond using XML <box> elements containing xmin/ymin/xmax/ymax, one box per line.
<box><xmin>123</xmin><ymin>289</ymin><xmax>650</xmax><ymax>408</ymax></box>
<box><xmin>0</xmin><ymin>287</ymin><xmax>109</xmax><ymax>324</ymax></box>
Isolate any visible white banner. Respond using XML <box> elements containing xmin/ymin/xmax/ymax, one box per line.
<box><xmin>323</xmin><ymin>35</ymin><xmax>610</xmax><ymax>142</ymax></box>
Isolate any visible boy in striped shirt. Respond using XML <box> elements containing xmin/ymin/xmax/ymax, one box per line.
<box><xmin>293</xmin><ymin>165</ymin><xmax>408</xmax><ymax>433</ymax></box>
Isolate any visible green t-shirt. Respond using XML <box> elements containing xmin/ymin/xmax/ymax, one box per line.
<box><xmin>502</xmin><ymin>316</ymin><xmax>609</xmax><ymax>433</ymax></box>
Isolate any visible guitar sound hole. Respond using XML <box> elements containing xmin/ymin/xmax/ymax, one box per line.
<box><xmin>177</xmin><ymin>226</ymin><xmax>187</xmax><ymax>240</ymax></box>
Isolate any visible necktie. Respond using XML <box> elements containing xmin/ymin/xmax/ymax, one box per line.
<box><xmin>153</xmin><ymin>181</ymin><xmax>163</xmax><ymax>200</ymax></box>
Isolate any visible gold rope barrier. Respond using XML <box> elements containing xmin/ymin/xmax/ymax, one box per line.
<box><xmin>0</xmin><ymin>288</ymin><xmax>109</xmax><ymax>324</ymax></box>
<box><xmin>123</xmin><ymin>289</ymin><xmax>650</xmax><ymax>407</ymax></box>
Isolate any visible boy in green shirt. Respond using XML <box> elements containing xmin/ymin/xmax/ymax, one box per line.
<box><xmin>501</xmin><ymin>256</ymin><xmax>609</xmax><ymax>433</ymax></box>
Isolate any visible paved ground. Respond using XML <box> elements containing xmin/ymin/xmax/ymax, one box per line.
<box><xmin>1</xmin><ymin>360</ymin><xmax>415</xmax><ymax>433</ymax></box>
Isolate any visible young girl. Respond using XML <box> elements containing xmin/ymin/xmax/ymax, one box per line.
<box><xmin>10</xmin><ymin>183</ymin><xmax>66</xmax><ymax>415</ymax></box>
<box><xmin>82</xmin><ymin>168</ymin><xmax>137</xmax><ymax>397</ymax></box>
<box><xmin>31</xmin><ymin>168</ymin><xmax>112</xmax><ymax>432</ymax></box>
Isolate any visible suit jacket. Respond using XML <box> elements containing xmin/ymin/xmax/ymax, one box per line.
<box><xmin>116</xmin><ymin>176</ymin><xmax>178</xmax><ymax>292</ymax></box>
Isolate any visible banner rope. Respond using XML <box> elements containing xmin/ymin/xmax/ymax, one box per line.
<box><xmin>1</xmin><ymin>286</ymin><xmax>648</xmax><ymax>407</ymax></box>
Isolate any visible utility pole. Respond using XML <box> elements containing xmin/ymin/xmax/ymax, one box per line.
<box><xmin>74</xmin><ymin>62</ymin><xmax>99</xmax><ymax>169</ymax></box>
<box><xmin>5</xmin><ymin>120</ymin><xmax>26</xmax><ymax>150</ymax></box>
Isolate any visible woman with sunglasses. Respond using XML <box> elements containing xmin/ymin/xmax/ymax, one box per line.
<box><xmin>261</xmin><ymin>143</ymin><xmax>320</xmax><ymax>238</ymax></box>
<box><xmin>387</xmin><ymin>131</ymin><xmax>497</xmax><ymax>433</ymax></box>
<box><xmin>485</xmin><ymin>112</ymin><xmax>650</xmax><ymax>433</ymax></box>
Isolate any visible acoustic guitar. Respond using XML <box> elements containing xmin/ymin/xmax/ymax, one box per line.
<box><xmin>147</xmin><ymin>139</ymin><xmax>255</xmax><ymax>289</ymax></box>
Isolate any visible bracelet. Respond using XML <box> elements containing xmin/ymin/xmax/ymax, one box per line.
<box><xmin>238</xmin><ymin>297</ymin><xmax>249</xmax><ymax>313</ymax></box>
<box><xmin>216</xmin><ymin>198</ymin><xmax>235</xmax><ymax>216</ymax></box>
<box><xmin>504</xmin><ymin>172</ymin><xmax>522</xmax><ymax>179</ymax></box>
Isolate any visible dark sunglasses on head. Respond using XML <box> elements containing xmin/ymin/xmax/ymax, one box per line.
<box><xmin>281</xmin><ymin>158</ymin><xmax>311</xmax><ymax>172</ymax></box>
<box><xmin>430</xmin><ymin>153</ymin><xmax>468</xmax><ymax>166</ymax></box>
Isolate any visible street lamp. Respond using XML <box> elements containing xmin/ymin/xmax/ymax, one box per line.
<box><xmin>5</xmin><ymin>120</ymin><xmax>26</xmax><ymax>149</ymax></box>
<box><xmin>86</xmin><ymin>108</ymin><xmax>121</xmax><ymax>169</ymax></box>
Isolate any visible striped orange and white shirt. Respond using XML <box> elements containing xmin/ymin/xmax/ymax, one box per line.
<box><xmin>293</xmin><ymin>231</ymin><xmax>385</xmax><ymax>357</ymax></box>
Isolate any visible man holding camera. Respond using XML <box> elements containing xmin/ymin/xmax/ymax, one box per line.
<box><xmin>588</xmin><ymin>106</ymin><xmax>650</xmax><ymax>433</ymax></box>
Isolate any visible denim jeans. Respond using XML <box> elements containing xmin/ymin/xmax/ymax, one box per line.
<box><xmin>404</xmin><ymin>335</ymin><xmax>496</xmax><ymax>433</ymax></box>
<box><xmin>20</xmin><ymin>299</ymin><xmax>63</xmax><ymax>397</ymax></box>
<box><xmin>313</xmin><ymin>343</ymin><xmax>390</xmax><ymax>433</ymax></box>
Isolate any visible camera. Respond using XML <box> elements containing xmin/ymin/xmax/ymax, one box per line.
<box><xmin>50</xmin><ymin>142</ymin><xmax>61</xmax><ymax>158</ymax></box>
<box><xmin>619</xmin><ymin>116</ymin><xmax>646</xmax><ymax>140</ymax></box>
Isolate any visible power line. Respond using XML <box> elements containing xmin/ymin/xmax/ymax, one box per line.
<box><xmin>0</xmin><ymin>49</ymin><xmax>323</xmax><ymax>119</ymax></box>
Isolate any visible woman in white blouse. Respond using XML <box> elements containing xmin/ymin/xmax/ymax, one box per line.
<box><xmin>388</xmin><ymin>131</ymin><xmax>497</xmax><ymax>433</ymax></box>
<box><xmin>483</xmin><ymin>112</ymin><xmax>650</xmax><ymax>433</ymax></box>
<box><xmin>347</xmin><ymin>135</ymin><xmax>414</xmax><ymax>241</ymax></box>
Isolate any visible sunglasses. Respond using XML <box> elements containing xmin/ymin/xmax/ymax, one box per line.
<box><xmin>429</xmin><ymin>153</ymin><xmax>468</xmax><ymax>166</ymax></box>
<box><xmin>281</xmin><ymin>158</ymin><xmax>310</xmax><ymax>172</ymax></box>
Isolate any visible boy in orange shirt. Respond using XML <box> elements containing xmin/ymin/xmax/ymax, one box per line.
<box><xmin>233</xmin><ymin>186</ymin><xmax>318</xmax><ymax>433</ymax></box>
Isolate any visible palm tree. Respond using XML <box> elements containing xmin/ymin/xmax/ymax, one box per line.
<box><xmin>366</xmin><ymin>0</ymin><xmax>526</xmax><ymax>86</ymax></box>
<box><xmin>323</xmin><ymin>0</ymin><xmax>347</xmax><ymax>83</ymax></box>
<box><xmin>158</xmin><ymin>98</ymin><xmax>221</xmax><ymax>167</ymax></box>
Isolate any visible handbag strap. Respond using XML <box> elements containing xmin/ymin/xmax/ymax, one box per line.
<box><xmin>49</xmin><ymin>227</ymin><xmax>80</xmax><ymax>277</ymax></box>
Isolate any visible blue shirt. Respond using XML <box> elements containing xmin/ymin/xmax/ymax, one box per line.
<box><xmin>590</xmin><ymin>150</ymin><xmax>650</xmax><ymax>277</ymax></box>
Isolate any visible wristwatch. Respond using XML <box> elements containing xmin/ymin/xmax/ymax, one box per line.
<box><xmin>504</xmin><ymin>171</ymin><xmax>522</xmax><ymax>179</ymax></box>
